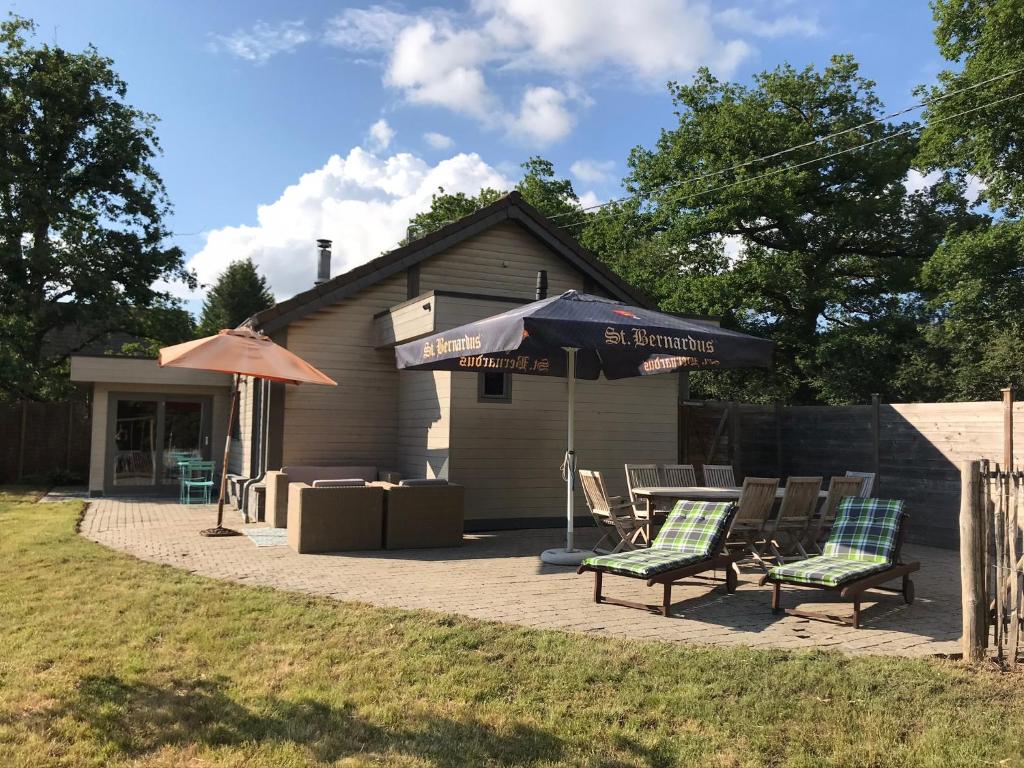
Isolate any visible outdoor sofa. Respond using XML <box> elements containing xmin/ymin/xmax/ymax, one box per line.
<box><xmin>286</xmin><ymin>480</ymin><xmax>384</xmax><ymax>553</ymax></box>
<box><xmin>266</xmin><ymin>465</ymin><xmax>379</xmax><ymax>527</ymax></box>
<box><xmin>761</xmin><ymin>496</ymin><xmax>919</xmax><ymax>628</ymax></box>
<box><xmin>383</xmin><ymin>479</ymin><xmax>464</xmax><ymax>550</ymax></box>
<box><xmin>578</xmin><ymin>500</ymin><xmax>740</xmax><ymax>617</ymax></box>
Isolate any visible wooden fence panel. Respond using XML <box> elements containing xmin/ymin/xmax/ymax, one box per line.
<box><xmin>0</xmin><ymin>399</ymin><xmax>91</xmax><ymax>483</ymax></box>
<box><xmin>681</xmin><ymin>398</ymin><xmax>1021</xmax><ymax>549</ymax></box>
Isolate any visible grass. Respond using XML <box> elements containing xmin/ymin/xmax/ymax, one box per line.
<box><xmin>0</xmin><ymin>491</ymin><xmax>1021</xmax><ymax>767</ymax></box>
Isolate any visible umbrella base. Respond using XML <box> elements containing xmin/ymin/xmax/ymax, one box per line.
<box><xmin>200</xmin><ymin>526</ymin><xmax>243</xmax><ymax>538</ymax></box>
<box><xmin>540</xmin><ymin>547</ymin><xmax>593</xmax><ymax>566</ymax></box>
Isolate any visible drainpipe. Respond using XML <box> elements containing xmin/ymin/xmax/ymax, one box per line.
<box><xmin>240</xmin><ymin>377</ymin><xmax>271</xmax><ymax>522</ymax></box>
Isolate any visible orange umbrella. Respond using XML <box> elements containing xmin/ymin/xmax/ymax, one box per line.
<box><xmin>159</xmin><ymin>328</ymin><xmax>337</xmax><ymax>536</ymax></box>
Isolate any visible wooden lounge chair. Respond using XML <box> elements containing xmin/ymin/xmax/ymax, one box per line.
<box><xmin>765</xmin><ymin>476</ymin><xmax>822</xmax><ymax>563</ymax></box>
<box><xmin>703</xmin><ymin>464</ymin><xmax>736</xmax><ymax>488</ymax></box>
<box><xmin>761</xmin><ymin>497</ymin><xmax>920</xmax><ymax>628</ymax></box>
<box><xmin>580</xmin><ymin>469</ymin><xmax>650</xmax><ymax>552</ymax></box>
<box><xmin>725</xmin><ymin>477</ymin><xmax>779</xmax><ymax>570</ymax></box>
<box><xmin>845</xmin><ymin>471</ymin><xmax>876</xmax><ymax>497</ymax></box>
<box><xmin>577</xmin><ymin>500</ymin><xmax>739</xmax><ymax>617</ymax></box>
<box><xmin>805</xmin><ymin>476</ymin><xmax>864</xmax><ymax>554</ymax></box>
<box><xmin>660</xmin><ymin>464</ymin><xmax>698</xmax><ymax>487</ymax></box>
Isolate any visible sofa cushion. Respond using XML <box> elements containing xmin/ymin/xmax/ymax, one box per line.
<box><xmin>282</xmin><ymin>465</ymin><xmax>377</xmax><ymax>484</ymax></box>
<box><xmin>311</xmin><ymin>479</ymin><xmax>367</xmax><ymax>488</ymax></box>
<box><xmin>398</xmin><ymin>478</ymin><xmax>449</xmax><ymax>486</ymax></box>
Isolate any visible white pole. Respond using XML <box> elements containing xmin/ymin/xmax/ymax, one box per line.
<box><xmin>565</xmin><ymin>347</ymin><xmax>577</xmax><ymax>552</ymax></box>
<box><xmin>540</xmin><ymin>347</ymin><xmax>588</xmax><ymax>565</ymax></box>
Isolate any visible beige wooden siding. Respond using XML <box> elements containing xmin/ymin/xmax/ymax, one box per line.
<box><xmin>397</xmin><ymin>371</ymin><xmax>451</xmax><ymax>479</ymax></box>
<box><xmin>373</xmin><ymin>296</ymin><xmax>436</xmax><ymax>348</ymax></box>
<box><xmin>435</xmin><ymin>295</ymin><xmax>524</xmax><ymax>329</ymax></box>
<box><xmin>418</xmin><ymin>221</ymin><xmax>585</xmax><ymax>299</ymax></box>
<box><xmin>449</xmin><ymin>371</ymin><xmax>678</xmax><ymax>521</ymax></box>
<box><xmin>231</xmin><ymin>377</ymin><xmax>255</xmax><ymax>476</ymax></box>
<box><xmin>70</xmin><ymin>357</ymin><xmax>230</xmax><ymax>387</ymax></box>
<box><xmin>87</xmin><ymin>382</ymin><xmax>230</xmax><ymax>494</ymax></box>
<box><xmin>281</xmin><ymin>277</ymin><xmax>407</xmax><ymax>469</ymax></box>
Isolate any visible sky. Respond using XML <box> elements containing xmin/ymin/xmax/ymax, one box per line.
<box><xmin>11</xmin><ymin>0</ymin><xmax>948</xmax><ymax>314</ymax></box>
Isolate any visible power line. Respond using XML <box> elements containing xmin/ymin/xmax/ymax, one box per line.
<box><xmin>551</xmin><ymin>86</ymin><xmax>1024</xmax><ymax>234</ymax></box>
<box><xmin>547</xmin><ymin>64</ymin><xmax>1024</xmax><ymax>224</ymax></box>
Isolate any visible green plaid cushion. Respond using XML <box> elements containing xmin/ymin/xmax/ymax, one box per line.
<box><xmin>768</xmin><ymin>497</ymin><xmax>905</xmax><ymax>587</ymax></box>
<box><xmin>581</xmin><ymin>501</ymin><xmax>735</xmax><ymax>578</ymax></box>
<box><xmin>768</xmin><ymin>556</ymin><xmax>890</xmax><ymax>587</ymax></box>
<box><xmin>651</xmin><ymin>500</ymin><xmax>736</xmax><ymax>556</ymax></box>
<box><xmin>822</xmin><ymin>497</ymin><xmax>904</xmax><ymax>564</ymax></box>
<box><xmin>581</xmin><ymin>549</ymin><xmax>708</xmax><ymax>578</ymax></box>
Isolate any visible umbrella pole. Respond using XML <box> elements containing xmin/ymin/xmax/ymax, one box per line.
<box><xmin>201</xmin><ymin>375</ymin><xmax>242</xmax><ymax>537</ymax></box>
<box><xmin>540</xmin><ymin>348</ymin><xmax>589</xmax><ymax>565</ymax></box>
<box><xmin>565</xmin><ymin>348</ymin><xmax>576</xmax><ymax>552</ymax></box>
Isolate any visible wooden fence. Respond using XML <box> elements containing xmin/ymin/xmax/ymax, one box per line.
<box><xmin>0</xmin><ymin>399</ymin><xmax>91</xmax><ymax>483</ymax></box>
<box><xmin>681</xmin><ymin>390</ymin><xmax>1021</xmax><ymax>549</ymax></box>
<box><xmin>960</xmin><ymin>459</ymin><xmax>1023</xmax><ymax>666</ymax></box>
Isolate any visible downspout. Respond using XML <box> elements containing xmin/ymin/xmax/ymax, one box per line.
<box><xmin>240</xmin><ymin>377</ymin><xmax>271</xmax><ymax>522</ymax></box>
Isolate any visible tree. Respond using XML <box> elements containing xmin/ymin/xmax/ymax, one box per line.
<box><xmin>402</xmin><ymin>157</ymin><xmax>581</xmax><ymax>244</ymax></box>
<box><xmin>0</xmin><ymin>16</ymin><xmax>193</xmax><ymax>399</ymax></box>
<box><xmin>908</xmin><ymin>0</ymin><xmax>1024</xmax><ymax>400</ymax></box>
<box><xmin>197</xmin><ymin>258</ymin><xmax>275</xmax><ymax>336</ymax></box>
<box><xmin>593</xmin><ymin>56</ymin><xmax>974</xmax><ymax>404</ymax></box>
<box><xmin>919</xmin><ymin>0</ymin><xmax>1024</xmax><ymax>214</ymax></box>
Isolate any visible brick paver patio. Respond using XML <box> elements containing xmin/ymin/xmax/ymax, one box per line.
<box><xmin>80</xmin><ymin>498</ymin><xmax>962</xmax><ymax>657</ymax></box>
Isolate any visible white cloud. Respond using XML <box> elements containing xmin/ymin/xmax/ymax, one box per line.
<box><xmin>367</xmin><ymin>118</ymin><xmax>395</xmax><ymax>151</ymax></box>
<box><xmin>323</xmin><ymin>6</ymin><xmax>412</xmax><ymax>51</ymax></box>
<box><xmin>183</xmin><ymin>147</ymin><xmax>512</xmax><ymax>300</ymax></box>
<box><xmin>210</xmin><ymin>20</ymin><xmax>310</xmax><ymax>64</ymax></box>
<box><xmin>570</xmin><ymin>159</ymin><xmax>616</xmax><ymax>184</ymax></box>
<box><xmin>423</xmin><ymin>131</ymin><xmax>454</xmax><ymax>149</ymax></box>
<box><xmin>324</xmin><ymin>0</ymin><xmax>816</xmax><ymax>144</ymax></box>
<box><xmin>715</xmin><ymin>7</ymin><xmax>821</xmax><ymax>39</ymax></box>
<box><xmin>905</xmin><ymin>169</ymin><xmax>987</xmax><ymax>204</ymax></box>
<box><xmin>509</xmin><ymin>86</ymin><xmax>575</xmax><ymax>144</ymax></box>
<box><xmin>476</xmin><ymin>0</ymin><xmax>751</xmax><ymax>79</ymax></box>
<box><xmin>722</xmin><ymin>235</ymin><xmax>745</xmax><ymax>265</ymax></box>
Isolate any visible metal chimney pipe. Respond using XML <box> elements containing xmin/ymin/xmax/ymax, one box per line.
<box><xmin>315</xmin><ymin>239</ymin><xmax>332</xmax><ymax>285</ymax></box>
<box><xmin>535</xmin><ymin>269</ymin><xmax>548</xmax><ymax>300</ymax></box>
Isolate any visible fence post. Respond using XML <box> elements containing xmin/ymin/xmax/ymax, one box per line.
<box><xmin>729</xmin><ymin>401</ymin><xmax>742</xmax><ymax>481</ymax></box>
<box><xmin>16</xmin><ymin>400</ymin><xmax>27</xmax><ymax>481</ymax></box>
<box><xmin>960</xmin><ymin>459</ymin><xmax>987</xmax><ymax>662</ymax></box>
<box><xmin>871</xmin><ymin>394</ymin><xmax>881</xmax><ymax>493</ymax></box>
<box><xmin>774</xmin><ymin>401</ymin><xmax>783</xmax><ymax>477</ymax></box>
<box><xmin>1003</xmin><ymin>386</ymin><xmax>1014</xmax><ymax>469</ymax></box>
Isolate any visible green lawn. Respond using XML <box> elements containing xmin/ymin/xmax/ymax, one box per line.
<box><xmin>0</xmin><ymin>492</ymin><xmax>1021</xmax><ymax>767</ymax></box>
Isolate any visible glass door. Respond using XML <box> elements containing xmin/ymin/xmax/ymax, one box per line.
<box><xmin>109</xmin><ymin>395</ymin><xmax>212</xmax><ymax>492</ymax></box>
<box><xmin>163</xmin><ymin>400</ymin><xmax>206</xmax><ymax>484</ymax></box>
<box><xmin>113</xmin><ymin>400</ymin><xmax>159</xmax><ymax>487</ymax></box>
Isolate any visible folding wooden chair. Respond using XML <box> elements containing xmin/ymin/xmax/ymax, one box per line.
<box><xmin>845</xmin><ymin>471</ymin><xmax>876</xmax><ymax>497</ymax></box>
<box><xmin>580</xmin><ymin>469</ymin><xmax>649</xmax><ymax>552</ymax></box>
<box><xmin>660</xmin><ymin>464</ymin><xmax>698</xmax><ymax>487</ymax></box>
<box><xmin>726</xmin><ymin>477</ymin><xmax>780</xmax><ymax>570</ymax></box>
<box><xmin>805</xmin><ymin>476</ymin><xmax>864</xmax><ymax>554</ymax></box>
<box><xmin>765</xmin><ymin>477</ymin><xmax>822</xmax><ymax>563</ymax></box>
<box><xmin>703</xmin><ymin>464</ymin><xmax>736</xmax><ymax>488</ymax></box>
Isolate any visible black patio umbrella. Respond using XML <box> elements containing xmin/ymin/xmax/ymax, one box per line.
<box><xmin>395</xmin><ymin>290</ymin><xmax>773</xmax><ymax>564</ymax></box>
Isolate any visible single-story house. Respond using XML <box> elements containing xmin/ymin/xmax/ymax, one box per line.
<box><xmin>72</xmin><ymin>193</ymin><xmax>716</xmax><ymax>526</ymax></box>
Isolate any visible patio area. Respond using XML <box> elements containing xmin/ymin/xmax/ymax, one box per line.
<box><xmin>80</xmin><ymin>498</ymin><xmax>962</xmax><ymax>657</ymax></box>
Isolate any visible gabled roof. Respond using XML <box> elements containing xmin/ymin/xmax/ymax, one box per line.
<box><xmin>249</xmin><ymin>191</ymin><xmax>652</xmax><ymax>334</ymax></box>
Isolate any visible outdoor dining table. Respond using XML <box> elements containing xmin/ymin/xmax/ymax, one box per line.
<box><xmin>632</xmin><ymin>486</ymin><xmax>829</xmax><ymax>503</ymax></box>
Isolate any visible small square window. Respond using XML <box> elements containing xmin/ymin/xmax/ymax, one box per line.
<box><xmin>478</xmin><ymin>372</ymin><xmax>512</xmax><ymax>402</ymax></box>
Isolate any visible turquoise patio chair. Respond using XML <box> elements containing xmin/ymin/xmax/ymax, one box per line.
<box><xmin>180</xmin><ymin>460</ymin><xmax>216</xmax><ymax>505</ymax></box>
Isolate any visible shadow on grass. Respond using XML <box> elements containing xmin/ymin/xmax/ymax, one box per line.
<box><xmin>45</xmin><ymin>674</ymin><xmax>564</xmax><ymax>766</ymax></box>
